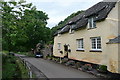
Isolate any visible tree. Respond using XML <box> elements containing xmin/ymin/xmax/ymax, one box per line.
<box><xmin>1</xmin><ymin>0</ymin><xmax>51</xmax><ymax>52</ymax></box>
<box><xmin>21</xmin><ymin>9</ymin><xmax>50</xmax><ymax>50</ymax></box>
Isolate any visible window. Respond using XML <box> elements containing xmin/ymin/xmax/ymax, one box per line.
<box><xmin>70</xmin><ymin>24</ymin><xmax>75</xmax><ymax>29</ymax></box>
<box><xmin>88</xmin><ymin>17</ymin><xmax>96</xmax><ymax>29</ymax></box>
<box><xmin>91</xmin><ymin>37</ymin><xmax>101</xmax><ymax>50</ymax></box>
<box><xmin>58</xmin><ymin>43</ymin><xmax>61</xmax><ymax>50</ymax></box>
<box><xmin>69</xmin><ymin>25</ymin><xmax>75</xmax><ymax>34</ymax></box>
<box><xmin>77</xmin><ymin>39</ymin><xmax>84</xmax><ymax>50</ymax></box>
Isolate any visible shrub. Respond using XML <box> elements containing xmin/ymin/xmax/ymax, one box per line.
<box><xmin>65</xmin><ymin>60</ymin><xmax>75</xmax><ymax>66</ymax></box>
<box><xmin>81</xmin><ymin>64</ymin><xmax>92</xmax><ymax>71</ymax></box>
<box><xmin>61</xmin><ymin>58</ymin><xmax>68</xmax><ymax>64</ymax></box>
<box><xmin>54</xmin><ymin>58</ymin><xmax>60</xmax><ymax>62</ymax></box>
<box><xmin>47</xmin><ymin>56</ymin><xmax>53</xmax><ymax>60</ymax></box>
<box><xmin>97</xmin><ymin>65</ymin><xmax>107</xmax><ymax>73</ymax></box>
<box><xmin>75</xmin><ymin>62</ymin><xmax>82</xmax><ymax>69</ymax></box>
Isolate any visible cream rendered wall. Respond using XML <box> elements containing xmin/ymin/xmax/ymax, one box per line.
<box><xmin>118</xmin><ymin>2</ymin><xmax>120</xmax><ymax>73</ymax></box>
<box><xmin>106</xmin><ymin>44</ymin><xmax>119</xmax><ymax>73</ymax></box>
<box><xmin>106</xmin><ymin>2</ymin><xmax>120</xmax><ymax>73</ymax></box>
<box><xmin>119</xmin><ymin>1</ymin><xmax>120</xmax><ymax>34</ymax></box>
<box><xmin>118</xmin><ymin>44</ymin><xmax>120</xmax><ymax>73</ymax></box>
<box><xmin>118</xmin><ymin>1</ymin><xmax>120</xmax><ymax>73</ymax></box>
<box><xmin>53</xmin><ymin>2</ymin><xmax>119</xmax><ymax>73</ymax></box>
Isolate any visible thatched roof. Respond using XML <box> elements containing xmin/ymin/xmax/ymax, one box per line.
<box><xmin>54</xmin><ymin>1</ymin><xmax>116</xmax><ymax>36</ymax></box>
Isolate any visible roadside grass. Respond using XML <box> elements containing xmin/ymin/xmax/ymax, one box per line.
<box><xmin>2</xmin><ymin>50</ymin><xmax>9</xmax><ymax>54</ymax></box>
<box><xmin>16</xmin><ymin>58</ymin><xmax>29</xmax><ymax>78</ymax></box>
<box><xmin>27</xmin><ymin>53</ymin><xmax>35</xmax><ymax>57</ymax></box>
<box><xmin>2</xmin><ymin>54</ymin><xmax>21</xmax><ymax>79</ymax></box>
<box><xmin>2</xmin><ymin>51</ymin><xmax>35</xmax><ymax>57</ymax></box>
<box><xmin>17</xmin><ymin>52</ymin><xmax>27</xmax><ymax>55</ymax></box>
<box><xmin>17</xmin><ymin>52</ymin><xmax>35</xmax><ymax>57</ymax></box>
<box><xmin>0</xmin><ymin>53</ymin><xmax>2</xmax><ymax>80</ymax></box>
<box><xmin>2</xmin><ymin>53</ymin><xmax>30</xmax><ymax>79</ymax></box>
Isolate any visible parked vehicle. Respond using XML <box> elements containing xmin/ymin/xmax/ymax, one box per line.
<box><xmin>35</xmin><ymin>52</ymin><xmax>43</xmax><ymax>58</ymax></box>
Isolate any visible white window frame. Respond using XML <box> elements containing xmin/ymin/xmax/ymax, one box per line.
<box><xmin>69</xmin><ymin>25</ymin><xmax>75</xmax><ymax>34</ymax></box>
<box><xmin>69</xmin><ymin>29</ymin><xmax>74</xmax><ymax>34</ymax></box>
<box><xmin>91</xmin><ymin>37</ymin><xmax>102</xmax><ymax>51</ymax></box>
<box><xmin>58</xmin><ymin>43</ymin><xmax>61</xmax><ymax>50</ymax></box>
<box><xmin>77</xmin><ymin>39</ymin><xmax>84</xmax><ymax>50</ymax></box>
<box><xmin>58</xmin><ymin>33</ymin><xmax>61</xmax><ymax>37</ymax></box>
<box><xmin>88</xmin><ymin>17</ymin><xmax>96</xmax><ymax>29</ymax></box>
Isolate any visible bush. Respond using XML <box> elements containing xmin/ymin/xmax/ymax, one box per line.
<box><xmin>75</xmin><ymin>62</ymin><xmax>82</xmax><ymax>69</ymax></box>
<box><xmin>52</xmin><ymin>57</ymin><xmax>60</xmax><ymax>62</ymax></box>
<box><xmin>2</xmin><ymin>54</ymin><xmax>7</xmax><ymax>64</ymax></box>
<box><xmin>65</xmin><ymin>60</ymin><xmax>75</xmax><ymax>66</ymax></box>
<box><xmin>81</xmin><ymin>64</ymin><xmax>92</xmax><ymax>71</ymax></box>
<box><xmin>2</xmin><ymin>54</ymin><xmax>21</xmax><ymax>79</ymax></box>
<box><xmin>97</xmin><ymin>65</ymin><xmax>107</xmax><ymax>73</ymax></box>
<box><xmin>61</xmin><ymin>58</ymin><xmax>68</xmax><ymax>64</ymax></box>
<box><xmin>47</xmin><ymin>56</ymin><xmax>53</xmax><ymax>60</ymax></box>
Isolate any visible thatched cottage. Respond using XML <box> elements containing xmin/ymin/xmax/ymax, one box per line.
<box><xmin>53</xmin><ymin>1</ymin><xmax>120</xmax><ymax>73</ymax></box>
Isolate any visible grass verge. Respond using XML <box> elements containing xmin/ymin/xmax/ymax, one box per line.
<box><xmin>17</xmin><ymin>52</ymin><xmax>35</xmax><ymax>57</ymax></box>
<box><xmin>16</xmin><ymin>58</ymin><xmax>29</xmax><ymax>78</ymax></box>
<box><xmin>2</xmin><ymin>53</ymin><xmax>30</xmax><ymax>79</ymax></box>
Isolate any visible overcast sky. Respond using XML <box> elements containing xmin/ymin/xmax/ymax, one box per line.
<box><xmin>5</xmin><ymin>0</ymin><xmax>103</xmax><ymax>28</ymax></box>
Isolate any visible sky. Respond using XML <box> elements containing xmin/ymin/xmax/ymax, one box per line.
<box><xmin>5</xmin><ymin>0</ymin><xmax>103</xmax><ymax>28</ymax></box>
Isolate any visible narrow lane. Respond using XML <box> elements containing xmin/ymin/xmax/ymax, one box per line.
<box><xmin>22</xmin><ymin>57</ymin><xmax>97</xmax><ymax>78</ymax></box>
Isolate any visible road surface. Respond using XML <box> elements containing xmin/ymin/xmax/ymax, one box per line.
<box><xmin>21</xmin><ymin>57</ymin><xmax>97</xmax><ymax>78</ymax></box>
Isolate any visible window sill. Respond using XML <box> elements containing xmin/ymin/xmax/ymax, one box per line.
<box><xmin>76</xmin><ymin>49</ymin><xmax>85</xmax><ymax>52</ymax></box>
<box><xmin>69</xmin><ymin>32</ymin><xmax>74</xmax><ymax>34</ymax></box>
<box><xmin>90</xmin><ymin>50</ymin><xmax>102</xmax><ymax>52</ymax></box>
<box><xmin>87</xmin><ymin>27</ymin><xmax>96</xmax><ymax>30</ymax></box>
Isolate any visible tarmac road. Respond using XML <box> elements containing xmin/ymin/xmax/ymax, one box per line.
<box><xmin>21</xmin><ymin>57</ymin><xmax>97</xmax><ymax>78</ymax></box>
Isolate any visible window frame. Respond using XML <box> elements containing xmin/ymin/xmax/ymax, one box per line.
<box><xmin>90</xmin><ymin>37</ymin><xmax>102</xmax><ymax>51</ymax></box>
<box><xmin>76</xmin><ymin>39</ymin><xmax>84</xmax><ymax>50</ymax></box>
<box><xmin>69</xmin><ymin>24</ymin><xmax>75</xmax><ymax>34</ymax></box>
<box><xmin>88</xmin><ymin>17</ymin><xmax>96</xmax><ymax>29</ymax></box>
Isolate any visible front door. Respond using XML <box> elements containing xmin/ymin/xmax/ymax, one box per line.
<box><xmin>64</xmin><ymin>44</ymin><xmax>68</xmax><ymax>58</ymax></box>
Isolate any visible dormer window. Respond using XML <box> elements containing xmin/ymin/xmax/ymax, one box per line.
<box><xmin>88</xmin><ymin>17</ymin><xmax>96</xmax><ymax>29</ymax></box>
<box><xmin>69</xmin><ymin>24</ymin><xmax>75</xmax><ymax>34</ymax></box>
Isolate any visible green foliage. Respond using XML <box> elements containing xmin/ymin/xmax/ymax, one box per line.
<box><xmin>2</xmin><ymin>54</ymin><xmax>21</xmax><ymax>79</ymax></box>
<box><xmin>2</xmin><ymin>53</ymin><xmax>30</xmax><ymax>79</ymax></box>
<box><xmin>75</xmin><ymin>62</ymin><xmax>82</xmax><ymax>69</ymax></box>
<box><xmin>16</xmin><ymin>58</ymin><xmax>29</xmax><ymax>78</ymax></box>
<box><xmin>2</xmin><ymin>1</ymin><xmax>84</xmax><ymax>52</ymax></box>
<box><xmin>98</xmin><ymin>65</ymin><xmax>107</xmax><ymax>72</ymax></box>
<box><xmin>82</xmin><ymin>64</ymin><xmax>92</xmax><ymax>71</ymax></box>
<box><xmin>16</xmin><ymin>52</ymin><xmax>27</xmax><ymax>55</ymax></box>
<box><xmin>16</xmin><ymin>52</ymin><xmax>35</xmax><ymax>57</ymax></box>
<box><xmin>2</xmin><ymin>1</ymin><xmax>51</xmax><ymax>52</ymax></box>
